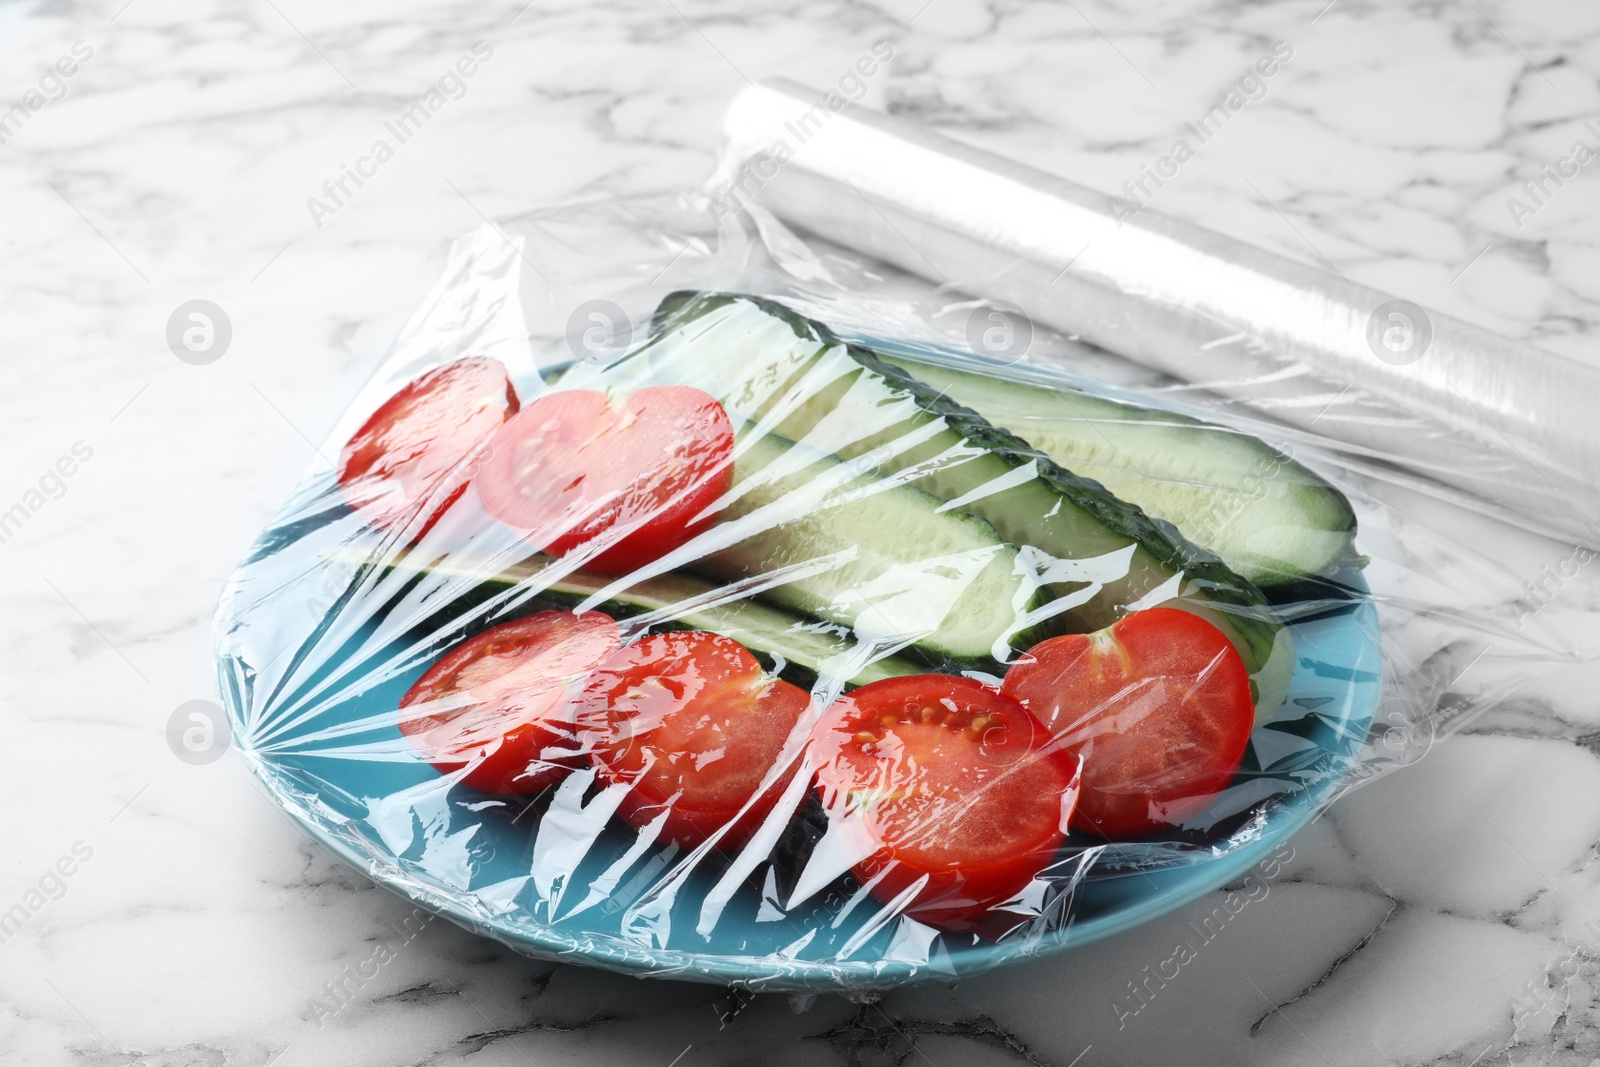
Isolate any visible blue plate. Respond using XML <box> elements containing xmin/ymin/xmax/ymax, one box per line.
<box><xmin>217</xmin><ymin>353</ymin><xmax>1383</xmax><ymax>994</ymax></box>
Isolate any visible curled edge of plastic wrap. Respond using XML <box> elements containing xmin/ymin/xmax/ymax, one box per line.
<box><xmin>213</xmin><ymin>191</ymin><xmax>1560</xmax><ymax>994</ymax></box>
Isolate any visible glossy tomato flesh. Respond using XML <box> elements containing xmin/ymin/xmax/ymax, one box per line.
<box><xmin>337</xmin><ymin>357</ymin><xmax>518</xmax><ymax>540</ymax></box>
<box><xmin>399</xmin><ymin>610</ymin><xmax>619</xmax><ymax>794</ymax></box>
<box><xmin>577</xmin><ymin>630</ymin><xmax>811</xmax><ymax>850</ymax></box>
<box><xmin>475</xmin><ymin>385</ymin><xmax>734</xmax><ymax>574</ymax></box>
<box><xmin>809</xmin><ymin>675</ymin><xmax>1078</xmax><ymax>930</ymax></box>
<box><xmin>1001</xmin><ymin>606</ymin><xmax>1255</xmax><ymax>839</ymax></box>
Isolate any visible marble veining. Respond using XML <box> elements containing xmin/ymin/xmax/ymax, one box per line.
<box><xmin>3</xmin><ymin>0</ymin><xmax>1600</xmax><ymax>1064</ymax></box>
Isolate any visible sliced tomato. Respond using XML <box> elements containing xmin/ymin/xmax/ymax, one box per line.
<box><xmin>1001</xmin><ymin>606</ymin><xmax>1255</xmax><ymax>839</ymax></box>
<box><xmin>809</xmin><ymin>675</ymin><xmax>1077</xmax><ymax>930</ymax></box>
<box><xmin>576</xmin><ymin>630</ymin><xmax>811</xmax><ymax>850</ymax></box>
<box><xmin>475</xmin><ymin>385</ymin><xmax>734</xmax><ymax>574</ymax></box>
<box><xmin>337</xmin><ymin>357</ymin><xmax>518</xmax><ymax>540</ymax></box>
<box><xmin>399</xmin><ymin>611</ymin><xmax>619</xmax><ymax>794</ymax></box>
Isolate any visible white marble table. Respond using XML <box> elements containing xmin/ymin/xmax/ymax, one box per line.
<box><xmin>4</xmin><ymin>1</ymin><xmax>1600</xmax><ymax>1064</ymax></box>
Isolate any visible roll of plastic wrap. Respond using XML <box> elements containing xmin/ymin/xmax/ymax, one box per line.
<box><xmin>719</xmin><ymin>78</ymin><xmax>1600</xmax><ymax>546</ymax></box>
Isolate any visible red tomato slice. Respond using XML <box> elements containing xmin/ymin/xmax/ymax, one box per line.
<box><xmin>809</xmin><ymin>675</ymin><xmax>1078</xmax><ymax>930</ymax></box>
<box><xmin>475</xmin><ymin>385</ymin><xmax>734</xmax><ymax>574</ymax></box>
<box><xmin>1000</xmin><ymin>606</ymin><xmax>1255</xmax><ymax>839</ymax></box>
<box><xmin>337</xmin><ymin>357</ymin><xmax>518</xmax><ymax>540</ymax></box>
<box><xmin>399</xmin><ymin>611</ymin><xmax>619</xmax><ymax>794</ymax></box>
<box><xmin>576</xmin><ymin>630</ymin><xmax>811</xmax><ymax>850</ymax></box>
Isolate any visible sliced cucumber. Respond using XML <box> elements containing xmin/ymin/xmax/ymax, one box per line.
<box><xmin>693</xmin><ymin>429</ymin><xmax>1043</xmax><ymax>664</ymax></box>
<box><xmin>880</xmin><ymin>357</ymin><xmax>1361</xmax><ymax>591</ymax></box>
<box><xmin>325</xmin><ymin>546</ymin><xmax>922</xmax><ymax>688</ymax></box>
<box><xmin>640</xmin><ymin>292</ymin><xmax>1284</xmax><ymax>679</ymax></box>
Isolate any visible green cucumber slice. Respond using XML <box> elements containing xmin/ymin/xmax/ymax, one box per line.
<box><xmin>325</xmin><ymin>546</ymin><xmax>922</xmax><ymax>688</ymax></box>
<box><xmin>638</xmin><ymin>292</ymin><xmax>1284</xmax><ymax>680</ymax></box>
<box><xmin>881</xmin><ymin>357</ymin><xmax>1362</xmax><ymax>590</ymax></box>
<box><xmin>692</xmin><ymin>429</ymin><xmax>1044</xmax><ymax>664</ymax></box>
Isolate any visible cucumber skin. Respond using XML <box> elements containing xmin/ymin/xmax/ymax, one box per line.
<box><xmin>650</xmin><ymin>292</ymin><xmax>1284</xmax><ymax>675</ymax></box>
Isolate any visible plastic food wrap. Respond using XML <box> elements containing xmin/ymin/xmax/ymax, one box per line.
<box><xmin>214</xmin><ymin>191</ymin><xmax>1556</xmax><ymax>994</ymax></box>
<box><xmin>720</xmin><ymin>79</ymin><xmax>1600</xmax><ymax>550</ymax></box>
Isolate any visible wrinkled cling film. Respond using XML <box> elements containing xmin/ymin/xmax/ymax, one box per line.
<box><xmin>214</xmin><ymin>191</ymin><xmax>1559</xmax><ymax>994</ymax></box>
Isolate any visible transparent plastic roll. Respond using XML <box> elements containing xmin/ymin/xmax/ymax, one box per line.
<box><xmin>215</xmin><ymin>192</ymin><xmax>1558</xmax><ymax>994</ymax></box>
<box><xmin>718</xmin><ymin>78</ymin><xmax>1600</xmax><ymax>550</ymax></box>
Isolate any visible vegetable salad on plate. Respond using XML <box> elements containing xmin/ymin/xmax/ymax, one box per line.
<box><xmin>324</xmin><ymin>290</ymin><xmax>1363</xmax><ymax>935</ymax></box>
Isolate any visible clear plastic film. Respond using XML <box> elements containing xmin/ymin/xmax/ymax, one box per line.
<box><xmin>214</xmin><ymin>188</ymin><xmax>1564</xmax><ymax>995</ymax></box>
<box><xmin>718</xmin><ymin>79</ymin><xmax>1600</xmax><ymax>551</ymax></box>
